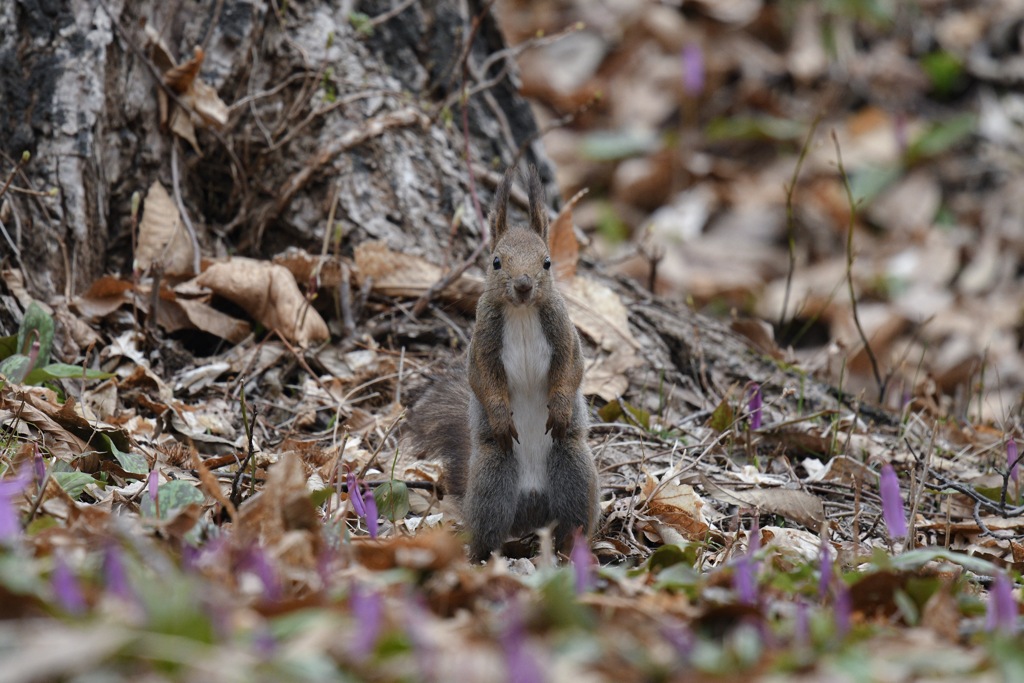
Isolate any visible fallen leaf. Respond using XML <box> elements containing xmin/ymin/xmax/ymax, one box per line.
<box><xmin>196</xmin><ymin>258</ymin><xmax>328</xmax><ymax>346</ymax></box>
<box><xmin>136</xmin><ymin>181</ymin><xmax>196</xmax><ymax>277</ymax></box>
<box><xmin>699</xmin><ymin>474</ymin><xmax>825</xmax><ymax>531</ymax></box>
<box><xmin>549</xmin><ymin>187</ymin><xmax>587</xmax><ymax>281</ymax></box>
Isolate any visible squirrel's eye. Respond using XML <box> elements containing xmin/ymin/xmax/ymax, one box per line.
<box><xmin>493</xmin><ymin>256</ymin><xmax>502</xmax><ymax>270</ymax></box>
<box><xmin>543</xmin><ymin>257</ymin><xmax>551</xmax><ymax>270</ymax></box>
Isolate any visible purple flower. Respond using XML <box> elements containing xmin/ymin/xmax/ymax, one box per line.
<box><xmin>793</xmin><ymin>601</ymin><xmax>810</xmax><ymax>649</ymax></box>
<box><xmin>834</xmin><ymin>585</ymin><xmax>852</xmax><ymax>638</ymax></box>
<box><xmin>570</xmin><ymin>529</ymin><xmax>595</xmax><ymax>595</ymax></box>
<box><xmin>0</xmin><ymin>469</ymin><xmax>31</xmax><ymax>543</ymax></box>
<box><xmin>350</xmin><ymin>583</ymin><xmax>384</xmax><ymax>659</ymax></box>
<box><xmin>747</xmin><ymin>383</ymin><xmax>762</xmax><ymax>431</ymax></box>
<box><xmin>747</xmin><ymin>517</ymin><xmax>761</xmax><ymax>557</ymax></box>
<box><xmin>363</xmin><ymin>488</ymin><xmax>378</xmax><ymax>539</ymax></box>
<box><xmin>733</xmin><ymin>556</ymin><xmax>757</xmax><ymax>605</ymax></box>
<box><xmin>818</xmin><ymin>540</ymin><xmax>833</xmax><ymax>602</ymax></box>
<box><xmin>33</xmin><ymin>448</ymin><xmax>46</xmax><ymax>483</ymax></box>
<box><xmin>879</xmin><ymin>464</ymin><xmax>908</xmax><ymax>540</ymax></box>
<box><xmin>348</xmin><ymin>471</ymin><xmax>365</xmax><ymax>517</ymax></box>
<box><xmin>240</xmin><ymin>547</ymin><xmax>281</xmax><ymax>602</ymax></box>
<box><xmin>986</xmin><ymin>572</ymin><xmax>1017</xmax><ymax>635</ymax></box>
<box><xmin>499</xmin><ymin>601</ymin><xmax>544</xmax><ymax>683</ymax></box>
<box><xmin>253</xmin><ymin>626</ymin><xmax>277</xmax><ymax>659</ymax></box>
<box><xmin>52</xmin><ymin>553</ymin><xmax>87</xmax><ymax>615</ymax></box>
<box><xmin>103</xmin><ymin>543</ymin><xmax>134</xmax><ymax>601</ymax></box>
<box><xmin>681</xmin><ymin>43</ymin><xmax>704</xmax><ymax>96</ymax></box>
<box><xmin>662</xmin><ymin>620</ymin><xmax>693</xmax><ymax>658</ymax></box>
<box><xmin>147</xmin><ymin>469</ymin><xmax>159</xmax><ymax>508</ymax></box>
<box><xmin>1009</xmin><ymin>440</ymin><xmax>1019</xmax><ymax>484</ymax></box>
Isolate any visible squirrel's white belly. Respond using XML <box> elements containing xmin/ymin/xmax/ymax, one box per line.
<box><xmin>502</xmin><ymin>307</ymin><xmax>553</xmax><ymax>493</ymax></box>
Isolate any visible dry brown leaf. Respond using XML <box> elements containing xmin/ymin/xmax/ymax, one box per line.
<box><xmin>184</xmin><ymin>78</ymin><xmax>229</xmax><ymax>129</ymax></box>
<box><xmin>642</xmin><ymin>475</ymin><xmax>713</xmax><ymax>541</ymax></box>
<box><xmin>74</xmin><ymin>276</ymin><xmax>134</xmax><ymax>319</ymax></box>
<box><xmin>164</xmin><ymin>46</ymin><xmax>204</xmax><ymax>94</ymax></box>
<box><xmin>175</xmin><ymin>297</ymin><xmax>251</xmax><ymax>344</ymax></box>
<box><xmin>582</xmin><ymin>347</ymin><xmax>636</xmax><ymax>401</ymax></box>
<box><xmin>136</xmin><ymin>181</ymin><xmax>196</xmax><ymax>276</ymax></box>
<box><xmin>196</xmin><ymin>258</ymin><xmax>328</xmax><ymax>346</ymax></box>
<box><xmin>353</xmin><ymin>241</ymin><xmax>482</xmax><ymax>310</ymax></box>
<box><xmin>562</xmin><ymin>276</ymin><xmax>637</xmax><ymax>352</ymax></box>
<box><xmin>548</xmin><ymin>188</ymin><xmax>587</xmax><ymax>281</ymax></box>
<box><xmin>700</xmin><ymin>474</ymin><xmax>825</xmax><ymax>531</ymax></box>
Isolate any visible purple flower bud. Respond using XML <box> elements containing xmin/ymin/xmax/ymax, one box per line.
<box><xmin>1009</xmin><ymin>440</ymin><xmax>1019</xmax><ymax>484</ymax></box>
<box><xmin>147</xmin><ymin>469</ymin><xmax>159</xmax><ymax>504</ymax></box>
<box><xmin>348</xmin><ymin>471</ymin><xmax>365</xmax><ymax>518</ymax></box>
<box><xmin>52</xmin><ymin>553</ymin><xmax>87</xmax><ymax>615</ymax></box>
<box><xmin>879</xmin><ymin>464</ymin><xmax>908</xmax><ymax>540</ymax></box>
<box><xmin>33</xmin><ymin>448</ymin><xmax>46</xmax><ymax>483</ymax></box>
<box><xmin>570</xmin><ymin>529</ymin><xmax>595</xmax><ymax>595</ymax></box>
<box><xmin>747</xmin><ymin>517</ymin><xmax>761</xmax><ymax>557</ymax></box>
<box><xmin>499</xmin><ymin>601</ymin><xmax>544</xmax><ymax>683</ymax></box>
<box><xmin>363</xmin><ymin>489</ymin><xmax>379</xmax><ymax>539</ymax></box>
<box><xmin>681</xmin><ymin>43</ymin><xmax>705</xmax><ymax>96</ymax></box>
<box><xmin>103</xmin><ymin>543</ymin><xmax>134</xmax><ymax>601</ymax></box>
<box><xmin>986</xmin><ymin>572</ymin><xmax>1017</xmax><ymax>635</ymax></box>
<box><xmin>350</xmin><ymin>583</ymin><xmax>384</xmax><ymax>659</ymax></box>
<box><xmin>747</xmin><ymin>383</ymin><xmax>762</xmax><ymax>431</ymax></box>
<box><xmin>818</xmin><ymin>540</ymin><xmax>833</xmax><ymax>602</ymax></box>
<box><xmin>0</xmin><ymin>469</ymin><xmax>30</xmax><ymax>543</ymax></box>
<box><xmin>733</xmin><ymin>556</ymin><xmax>758</xmax><ymax>606</ymax></box>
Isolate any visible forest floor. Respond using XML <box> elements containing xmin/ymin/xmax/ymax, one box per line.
<box><xmin>2</xmin><ymin>1</ymin><xmax>1024</xmax><ymax>681</ymax></box>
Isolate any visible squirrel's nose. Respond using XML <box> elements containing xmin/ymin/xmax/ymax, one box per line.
<box><xmin>513</xmin><ymin>276</ymin><xmax>533</xmax><ymax>294</ymax></box>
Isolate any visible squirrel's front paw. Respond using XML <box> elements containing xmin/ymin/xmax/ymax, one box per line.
<box><xmin>545</xmin><ymin>396</ymin><xmax>573</xmax><ymax>440</ymax></box>
<box><xmin>491</xmin><ymin>408</ymin><xmax>520</xmax><ymax>452</ymax></box>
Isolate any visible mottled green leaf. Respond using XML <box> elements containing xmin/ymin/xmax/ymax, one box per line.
<box><xmin>103</xmin><ymin>435</ymin><xmax>149</xmax><ymax>475</ymax></box>
<box><xmin>17</xmin><ymin>302</ymin><xmax>53</xmax><ymax>369</ymax></box>
<box><xmin>142</xmin><ymin>480</ymin><xmax>206</xmax><ymax>518</ymax></box>
<box><xmin>52</xmin><ymin>471</ymin><xmax>100</xmax><ymax>500</ymax></box>
<box><xmin>373</xmin><ymin>480</ymin><xmax>410</xmax><ymax>522</ymax></box>
<box><xmin>23</xmin><ymin>363</ymin><xmax>114</xmax><ymax>385</ymax></box>
<box><xmin>0</xmin><ymin>334</ymin><xmax>17</xmax><ymax>360</ymax></box>
<box><xmin>0</xmin><ymin>354</ymin><xmax>32</xmax><ymax>384</ymax></box>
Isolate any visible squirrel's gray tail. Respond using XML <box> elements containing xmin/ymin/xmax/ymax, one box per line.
<box><xmin>403</xmin><ymin>360</ymin><xmax>472</xmax><ymax>497</ymax></box>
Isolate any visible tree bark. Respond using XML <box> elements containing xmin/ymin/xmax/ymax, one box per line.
<box><xmin>0</xmin><ymin>0</ymin><xmax>551</xmax><ymax>301</ymax></box>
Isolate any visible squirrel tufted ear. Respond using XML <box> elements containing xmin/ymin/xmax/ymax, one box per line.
<box><xmin>490</xmin><ymin>166</ymin><xmax>515</xmax><ymax>244</ymax></box>
<box><xmin>527</xmin><ymin>164</ymin><xmax>548</xmax><ymax>240</ymax></box>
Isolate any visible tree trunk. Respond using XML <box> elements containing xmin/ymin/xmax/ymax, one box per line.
<box><xmin>0</xmin><ymin>0</ymin><xmax>551</xmax><ymax>300</ymax></box>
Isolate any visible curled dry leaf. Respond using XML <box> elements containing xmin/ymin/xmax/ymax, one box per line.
<box><xmin>164</xmin><ymin>46</ymin><xmax>204</xmax><ymax>94</ymax></box>
<box><xmin>642</xmin><ymin>474</ymin><xmax>713</xmax><ymax>541</ymax></box>
<box><xmin>136</xmin><ymin>181</ymin><xmax>196</xmax><ymax>276</ymax></box>
<box><xmin>196</xmin><ymin>258</ymin><xmax>328</xmax><ymax>347</ymax></box>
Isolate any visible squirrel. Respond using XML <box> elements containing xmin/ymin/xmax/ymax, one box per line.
<box><xmin>406</xmin><ymin>165</ymin><xmax>599</xmax><ymax>562</ymax></box>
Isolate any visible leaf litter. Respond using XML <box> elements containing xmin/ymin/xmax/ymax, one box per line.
<box><xmin>3</xmin><ymin>1</ymin><xmax>1024</xmax><ymax>681</ymax></box>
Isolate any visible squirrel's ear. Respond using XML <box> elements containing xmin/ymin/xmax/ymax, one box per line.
<box><xmin>527</xmin><ymin>164</ymin><xmax>548</xmax><ymax>240</ymax></box>
<box><xmin>490</xmin><ymin>166</ymin><xmax>515</xmax><ymax>244</ymax></box>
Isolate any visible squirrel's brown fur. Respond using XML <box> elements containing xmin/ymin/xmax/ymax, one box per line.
<box><xmin>406</xmin><ymin>165</ymin><xmax>599</xmax><ymax>562</ymax></box>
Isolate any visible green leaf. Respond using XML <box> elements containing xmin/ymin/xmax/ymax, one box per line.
<box><xmin>141</xmin><ymin>480</ymin><xmax>206</xmax><ymax>518</ymax></box>
<box><xmin>0</xmin><ymin>354</ymin><xmax>32</xmax><ymax>384</ymax></box>
<box><xmin>920</xmin><ymin>51</ymin><xmax>964</xmax><ymax>97</ymax></box>
<box><xmin>348</xmin><ymin>11</ymin><xmax>374</xmax><ymax>36</ymax></box>
<box><xmin>705</xmin><ymin>115</ymin><xmax>805</xmax><ymax>143</ymax></box>
<box><xmin>580</xmin><ymin>129</ymin><xmax>661</xmax><ymax>161</ymax></box>
<box><xmin>17</xmin><ymin>302</ymin><xmax>54</xmax><ymax>369</ymax></box>
<box><xmin>310</xmin><ymin>487</ymin><xmax>334</xmax><ymax>507</ymax></box>
<box><xmin>708</xmin><ymin>398</ymin><xmax>735</xmax><ymax>433</ymax></box>
<box><xmin>851</xmin><ymin>165</ymin><xmax>903</xmax><ymax>206</ymax></box>
<box><xmin>0</xmin><ymin>334</ymin><xmax>17</xmax><ymax>360</ymax></box>
<box><xmin>22</xmin><ymin>363</ymin><xmax>114</xmax><ymax>385</ymax></box>
<box><xmin>905</xmin><ymin>114</ymin><xmax>976</xmax><ymax>164</ymax></box>
<box><xmin>373</xmin><ymin>480</ymin><xmax>410</xmax><ymax>522</ymax></box>
<box><xmin>52</xmin><ymin>471</ymin><xmax>101</xmax><ymax>500</ymax></box>
<box><xmin>647</xmin><ymin>542</ymin><xmax>701</xmax><ymax>573</ymax></box>
<box><xmin>103</xmin><ymin>435</ymin><xmax>149</xmax><ymax>475</ymax></box>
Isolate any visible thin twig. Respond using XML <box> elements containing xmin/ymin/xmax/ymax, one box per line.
<box><xmin>170</xmin><ymin>142</ymin><xmax>201</xmax><ymax>274</ymax></box>
<box><xmin>831</xmin><ymin>130</ymin><xmax>885</xmax><ymax>402</ymax></box>
<box><xmin>778</xmin><ymin>117</ymin><xmax>820</xmax><ymax>332</ymax></box>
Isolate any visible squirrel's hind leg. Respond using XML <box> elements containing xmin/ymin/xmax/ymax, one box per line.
<box><xmin>464</xmin><ymin>442</ymin><xmax>520</xmax><ymax>563</ymax></box>
<box><xmin>546</xmin><ymin>440</ymin><xmax>600</xmax><ymax>554</ymax></box>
